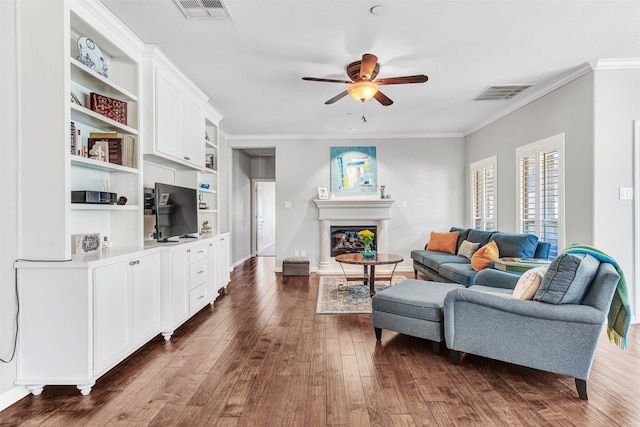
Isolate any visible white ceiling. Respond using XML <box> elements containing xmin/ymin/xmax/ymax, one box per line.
<box><xmin>101</xmin><ymin>0</ymin><xmax>640</xmax><ymax>138</ymax></box>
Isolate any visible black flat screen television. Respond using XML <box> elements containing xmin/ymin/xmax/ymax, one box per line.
<box><xmin>154</xmin><ymin>182</ymin><xmax>198</xmax><ymax>242</ymax></box>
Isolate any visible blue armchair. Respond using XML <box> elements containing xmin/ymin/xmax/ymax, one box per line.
<box><xmin>443</xmin><ymin>260</ymin><xmax>620</xmax><ymax>400</ymax></box>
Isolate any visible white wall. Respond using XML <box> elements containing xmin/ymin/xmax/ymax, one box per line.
<box><xmin>251</xmin><ymin>156</ymin><xmax>275</xmax><ymax>180</ymax></box>
<box><xmin>593</xmin><ymin>68</ymin><xmax>640</xmax><ymax>318</ymax></box>
<box><xmin>466</xmin><ymin>73</ymin><xmax>595</xmax><ymax>244</ymax></box>
<box><xmin>229</xmin><ymin>137</ymin><xmax>466</xmax><ymax>271</ymax></box>
<box><xmin>466</xmin><ymin>68</ymin><xmax>640</xmax><ymax>320</ymax></box>
<box><xmin>0</xmin><ymin>0</ymin><xmax>24</xmax><ymax>406</ymax></box>
<box><xmin>231</xmin><ymin>149</ymin><xmax>253</xmax><ymax>263</ymax></box>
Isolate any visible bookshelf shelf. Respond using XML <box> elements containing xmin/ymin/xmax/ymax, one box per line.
<box><xmin>71</xmin><ymin>156</ymin><xmax>138</xmax><ymax>173</ymax></box>
<box><xmin>70</xmin><ymin>58</ymin><xmax>138</xmax><ymax>101</ymax></box>
<box><xmin>71</xmin><ymin>103</ymin><xmax>138</xmax><ymax>135</ymax></box>
<box><xmin>198</xmin><ymin>188</ymin><xmax>217</xmax><ymax>194</ymax></box>
<box><xmin>70</xmin><ymin>204</ymin><xmax>139</xmax><ymax>211</ymax></box>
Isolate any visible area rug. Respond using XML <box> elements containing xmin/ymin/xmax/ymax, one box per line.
<box><xmin>316</xmin><ymin>276</ymin><xmax>406</xmax><ymax>314</ymax></box>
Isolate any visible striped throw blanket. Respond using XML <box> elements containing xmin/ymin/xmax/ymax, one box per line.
<box><xmin>563</xmin><ymin>244</ymin><xmax>630</xmax><ymax>350</ymax></box>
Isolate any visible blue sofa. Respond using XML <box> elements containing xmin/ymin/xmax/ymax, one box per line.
<box><xmin>411</xmin><ymin>227</ymin><xmax>551</xmax><ymax>286</ymax></box>
<box><xmin>374</xmin><ymin>252</ymin><xmax>620</xmax><ymax>400</ymax></box>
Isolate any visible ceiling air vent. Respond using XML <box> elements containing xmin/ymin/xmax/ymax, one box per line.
<box><xmin>474</xmin><ymin>84</ymin><xmax>534</xmax><ymax>101</ymax></box>
<box><xmin>174</xmin><ymin>0</ymin><xmax>231</xmax><ymax>19</ymax></box>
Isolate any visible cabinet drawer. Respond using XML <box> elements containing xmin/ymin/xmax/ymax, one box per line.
<box><xmin>189</xmin><ymin>245</ymin><xmax>208</xmax><ymax>263</ymax></box>
<box><xmin>189</xmin><ymin>282</ymin><xmax>209</xmax><ymax>315</ymax></box>
<box><xmin>189</xmin><ymin>259</ymin><xmax>208</xmax><ymax>288</ymax></box>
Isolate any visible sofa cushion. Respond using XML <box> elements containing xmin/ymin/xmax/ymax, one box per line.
<box><xmin>534</xmin><ymin>253</ymin><xmax>599</xmax><ymax>304</ymax></box>
<box><xmin>426</xmin><ymin>231</ymin><xmax>459</xmax><ymax>254</ymax></box>
<box><xmin>491</xmin><ymin>232</ymin><xmax>539</xmax><ymax>258</ymax></box>
<box><xmin>467</xmin><ymin>229</ymin><xmax>495</xmax><ymax>246</ymax></box>
<box><xmin>412</xmin><ymin>250</ymin><xmax>469</xmax><ymax>271</ymax></box>
<box><xmin>457</xmin><ymin>240</ymin><xmax>480</xmax><ymax>259</ymax></box>
<box><xmin>471</xmin><ymin>241</ymin><xmax>500</xmax><ymax>272</ymax></box>
<box><xmin>513</xmin><ymin>266</ymin><xmax>548</xmax><ymax>300</ymax></box>
<box><xmin>438</xmin><ymin>263</ymin><xmax>477</xmax><ymax>287</ymax></box>
<box><xmin>372</xmin><ymin>280</ymin><xmax>463</xmax><ymax>322</ymax></box>
<box><xmin>450</xmin><ymin>227</ymin><xmax>470</xmax><ymax>251</ymax></box>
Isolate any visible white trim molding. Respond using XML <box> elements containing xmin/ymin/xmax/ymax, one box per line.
<box><xmin>633</xmin><ymin>119</ymin><xmax>640</xmax><ymax>323</ymax></box>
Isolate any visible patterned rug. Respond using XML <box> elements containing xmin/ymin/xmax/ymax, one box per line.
<box><xmin>316</xmin><ymin>275</ymin><xmax>406</xmax><ymax>314</ymax></box>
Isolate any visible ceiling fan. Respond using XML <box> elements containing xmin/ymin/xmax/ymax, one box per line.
<box><xmin>302</xmin><ymin>53</ymin><xmax>428</xmax><ymax>106</ymax></box>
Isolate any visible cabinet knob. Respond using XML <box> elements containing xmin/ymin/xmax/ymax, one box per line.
<box><xmin>197</xmin><ymin>270</ymin><xmax>204</xmax><ymax>274</ymax></box>
<box><xmin>209</xmin><ymin>243</ymin><xmax>213</xmax><ymax>246</ymax></box>
<box><xmin>197</xmin><ymin>250</ymin><xmax>204</xmax><ymax>254</ymax></box>
<box><xmin>187</xmin><ymin>249</ymin><xmax>191</xmax><ymax>253</ymax></box>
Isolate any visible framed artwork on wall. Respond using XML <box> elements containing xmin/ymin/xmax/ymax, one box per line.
<box><xmin>330</xmin><ymin>146</ymin><xmax>377</xmax><ymax>194</ymax></box>
<box><xmin>317</xmin><ymin>187</ymin><xmax>329</xmax><ymax>199</ymax></box>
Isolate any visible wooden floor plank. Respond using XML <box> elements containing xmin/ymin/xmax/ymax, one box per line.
<box><xmin>3</xmin><ymin>257</ymin><xmax>640</xmax><ymax>427</ymax></box>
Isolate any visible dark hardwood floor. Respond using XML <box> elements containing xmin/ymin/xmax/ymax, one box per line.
<box><xmin>2</xmin><ymin>256</ymin><xmax>639</xmax><ymax>426</ymax></box>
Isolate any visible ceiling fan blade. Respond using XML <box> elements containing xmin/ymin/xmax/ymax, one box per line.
<box><xmin>360</xmin><ymin>53</ymin><xmax>378</xmax><ymax>80</ymax></box>
<box><xmin>374</xmin><ymin>90</ymin><xmax>393</xmax><ymax>106</ymax></box>
<box><xmin>325</xmin><ymin>90</ymin><xmax>349</xmax><ymax>105</ymax></box>
<box><xmin>302</xmin><ymin>77</ymin><xmax>352</xmax><ymax>84</ymax></box>
<box><xmin>375</xmin><ymin>75</ymin><xmax>429</xmax><ymax>85</ymax></box>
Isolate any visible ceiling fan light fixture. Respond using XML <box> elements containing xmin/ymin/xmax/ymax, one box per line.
<box><xmin>347</xmin><ymin>81</ymin><xmax>379</xmax><ymax>102</ymax></box>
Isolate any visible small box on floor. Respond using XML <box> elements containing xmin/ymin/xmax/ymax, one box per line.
<box><xmin>283</xmin><ymin>257</ymin><xmax>310</xmax><ymax>276</ymax></box>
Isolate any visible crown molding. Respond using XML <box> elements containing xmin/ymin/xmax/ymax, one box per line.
<box><xmin>464</xmin><ymin>62</ymin><xmax>594</xmax><ymax>136</ymax></box>
<box><xmin>224</xmin><ymin>131</ymin><xmax>464</xmax><ymax>141</ymax></box>
<box><xmin>592</xmin><ymin>58</ymin><xmax>640</xmax><ymax>70</ymax></box>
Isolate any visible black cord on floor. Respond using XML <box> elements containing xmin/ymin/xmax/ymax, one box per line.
<box><xmin>0</xmin><ymin>258</ymin><xmax>71</xmax><ymax>364</ymax></box>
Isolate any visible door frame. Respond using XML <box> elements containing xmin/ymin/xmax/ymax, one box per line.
<box><xmin>251</xmin><ymin>179</ymin><xmax>276</xmax><ymax>256</ymax></box>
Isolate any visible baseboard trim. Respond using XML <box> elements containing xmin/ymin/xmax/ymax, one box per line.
<box><xmin>0</xmin><ymin>385</ymin><xmax>29</xmax><ymax>412</ymax></box>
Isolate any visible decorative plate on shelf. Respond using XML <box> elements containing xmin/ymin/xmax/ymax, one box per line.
<box><xmin>77</xmin><ymin>36</ymin><xmax>109</xmax><ymax>78</ymax></box>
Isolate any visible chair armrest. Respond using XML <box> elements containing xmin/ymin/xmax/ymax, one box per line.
<box><xmin>444</xmin><ymin>288</ymin><xmax>605</xmax><ymax>324</ymax></box>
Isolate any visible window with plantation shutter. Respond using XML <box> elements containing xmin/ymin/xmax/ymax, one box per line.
<box><xmin>516</xmin><ymin>134</ymin><xmax>564</xmax><ymax>257</ymax></box>
<box><xmin>470</xmin><ymin>156</ymin><xmax>496</xmax><ymax>231</ymax></box>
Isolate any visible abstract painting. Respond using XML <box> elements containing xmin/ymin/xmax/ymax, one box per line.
<box><xmin>330</xmin><ymin>146</ymin><xmax>377</xmax><ymax>193</ymax></box>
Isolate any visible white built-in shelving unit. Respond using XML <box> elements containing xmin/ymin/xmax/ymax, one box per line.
<box><xmin>14</xmin><ymin>0</ymin><xmax>230</xmax><ymax>397</ymax></box>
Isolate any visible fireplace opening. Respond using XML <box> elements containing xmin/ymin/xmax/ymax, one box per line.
<box><xmin>330</xmin><ymin>226</ymin><xmax>377</xmax><ymax>257</ymax></box>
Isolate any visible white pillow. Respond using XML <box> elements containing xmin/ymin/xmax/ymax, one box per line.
<box><xmin>457</xmin><ymin>240</ymin><xmax>480</xmax><ymax>259</ymax></box>
<box><xmin>512</xmin><ymin>266</ymin><xmax>548</xmax><ymax>300</ymax></box>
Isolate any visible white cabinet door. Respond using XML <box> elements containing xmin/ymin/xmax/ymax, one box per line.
<box><xmin>170</xmin><ymin>247</ymin><xmax>190</xmax><ymax>327</ymax></box>
<box><xmin>94</xmin><ymin>261</ymin><xmax>132</xmax><ymax>376</ymax></box>
<box><xmin>131</xmin><ymin>254</ymin><xmax>161</xmax><ymax>347</ymax></box>
<box><xmin>182</xmin><ymin>96</ymin><xmax>204</xmax><ymax>167</ymax></box>
<box><xmin>217</xmin><ymin>234</ymin><xmax>231</xmax><ymax>290</ymax></box>
<box><xmin>155</xmin><ymin>70</ymin><xmax>183</xmax><ymax>159</ymax></box>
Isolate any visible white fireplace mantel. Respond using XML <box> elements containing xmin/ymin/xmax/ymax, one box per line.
<box><xmin>314</xmin><ymin>198</ymin><xmax>394</xmax><ymax>273</ymax></box>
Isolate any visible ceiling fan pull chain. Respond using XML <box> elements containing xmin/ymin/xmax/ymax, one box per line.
<box><xmin>361</xmin><ymin>101</ymin><xmax>367</xmax><ymax>123</ymax></box>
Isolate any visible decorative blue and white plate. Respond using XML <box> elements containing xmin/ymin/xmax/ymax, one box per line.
<box><xmin>77</xmin><ymin>36</ymin><xmax>109</xmax><ymax>78</ymax></box>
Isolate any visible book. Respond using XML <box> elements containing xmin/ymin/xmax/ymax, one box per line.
<box><xmin>89</xmin><ymin>131</ymin><xmax>124</xmax><ymax>139</ymax></box>
<box><xmin>70</xmin><ymin>122</ymin><xmax>76</xmax><ymax>155</ymax></box>
<box><xmin>88</xmin><ymin>137</ymin><xmax>121</xmax><ymax>164</ymax></box>
<box><xmin>123</xmin><ymin>135</ymin><xmax>135</xmax><ymax>168</ymax></box>
<box><xmin>89</xmin><ymin>92</ymin><xmax>127</xmax><ymax>125</ymax></box>
<box><xmin>89</xmin><ymin>132</ymin><xmax>136</xmax><ymax>168</ymax></box>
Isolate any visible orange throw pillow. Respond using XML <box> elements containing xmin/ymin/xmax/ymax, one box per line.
<box><xmin>426</xmin><ymin>231</ymin><xmax>459</xmax><ymax>254</ymax></box>
<box><xmin>471</xmin><ymin>240</ymin><xmax>500</xmax><ymax>271</ymax></box>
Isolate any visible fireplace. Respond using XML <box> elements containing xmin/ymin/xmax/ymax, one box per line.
<box><xmin>330</xmin><ymin>226</ymin><xmax>377</xmax><ymax>257</ymax></box>
<box><xmin>314</xmin><ymin>198</ymin><xmax>394</xmax><ymax>272</ymax></box>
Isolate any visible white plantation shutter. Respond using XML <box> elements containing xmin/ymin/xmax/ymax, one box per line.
<box><xmin>539</xmin><ymin>149</ymin><xmax>559</xmax><ymax>257</ymax></box>
<box><xmin>470</xmin><ymin>156</ymin><xmax>496</xmax><ymax>231</ymax></box>
<box><xmin>517</xmin><ymin>135</ymin><xmax>564</xmax><ymax>257</ymax></box>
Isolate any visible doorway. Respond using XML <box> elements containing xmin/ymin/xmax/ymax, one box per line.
<box><xmin>253</xmin><ymin>180</ymin><xmax>276</xmax><ymax>256</ymax></box>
